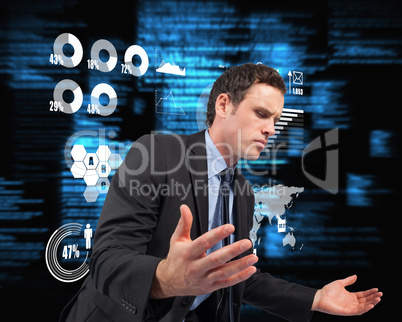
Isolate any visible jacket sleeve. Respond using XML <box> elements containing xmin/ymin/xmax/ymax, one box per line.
<box><xmin>89</xmin><ymin>134</ymin><xmax>173</xmax><ymax>321</ymax></box>
<box><xmin>243</xmin><ymin>269</ymin><xmax>317</xmax><ymax>322</ymax></box>
<box><xmin>242</xmin><ymin>186</ymin><xmax>317</xmax><ymax>322</ymax></box>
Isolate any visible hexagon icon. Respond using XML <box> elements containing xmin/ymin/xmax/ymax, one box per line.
<box><xmin>83</xmin><ymin>186</ymin><xmax>99</xmax><ymax>202</ymax></box>
<box><xmin>84</xmin><ymin>153</ymin><xmax>99</xmax><ymax>170</ymax></box>
<box><xmin>70</xmin><ymin>161</ymin><xmax>86</xmax><ymax>178</ymax></box>
<box><xmin>96</xmin><ymin>161</ymin><xmax>111</xmax><ymax>178</ymax></box>
<box><xmin>96</xmin><ymin>145</ymin><xmax>111</xmax><ymax>162</ymax></box>
<box><xmin>108</xmin><ymin>153</ymin><xmax>123</xmax><ymax>170</ymax></box>
<box><xmin>83</xmin><ymin>169</ymin><xmax>99</xmax><ymax>186</ymax></box>
<box><xmin>71</xmin><ymin>145</ymin><xmax>87</xmax><ymax>162</ymax></box>
<box><xmin>96</xmin><ymin>177</ymin><xmax>110</xmax><ymax>194</ymax></box>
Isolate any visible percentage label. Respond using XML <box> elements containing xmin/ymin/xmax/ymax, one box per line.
<box><xmin>87</xmin><ymin>59</ymin><xmax>100</xmax><ymax>70</ymax></box>
<box><xmin>121</xmin><ymin>63</ymin><xmax>133</xmax><ymax>75</ymax></box>
<box><xmin>49</xmin><ymin>53</ymin><xmax>64</xmax><ymax>66</ymax></box>
<box><xmin>87</xmin><ymin>103</ymin><xmax>100</xmax><ymax>114</ymax></box>
<box><xmin>46</xmin><ymin>223</ymin><xmax>89</xmax><ymax>283</ymax></box>
<box><xmin>62</xmin><ymin>244</ymin><xmax>80</xmax><ymax>259</ymax></box>
<box><xmin>49</xmin><ymin>100</ymin><xmax>64</xmax><ymax>112</ymax></box>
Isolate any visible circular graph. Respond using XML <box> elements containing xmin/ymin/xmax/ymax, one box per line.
<box><xmin>124</xmin><ymin>45</ymin><xmax>149</xmax><ymax>76</ymax></box>
<box><xmin>53</xmin><ymin>79</ymin><xmax>83</xmax><ymax>114</ymax></box>
<box><xmin>53</xmin><ymin>33</ymin><xmax>83</xmax><ymax>68</ymax></box>
<box><xmin>45</xmin><ymin>223</ymin><xmax>89</xmax><ymax>283</ymax></box>
<box><xmin>90</xmin><ymin>83</ymin><xmax>118</xmax><ymax>116</ymax></box>
<box><xmin>90</xmin><ymin>39</ymin><xmax>118</xmax><ymax>72</ymax></box>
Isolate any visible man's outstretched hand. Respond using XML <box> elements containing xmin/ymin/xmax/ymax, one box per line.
<box><xmin>150</xmin><ymin>204</ymin><xmax>258</xmax><ymax>299</ymax></box>
<box><xmin>150</xmin><ymin>205</ymin><xmax>383</xmax><ymax>319</ymax></box>
<box><xmin>312</xmin><ymin>275</ymin><xmax>382</xmax><ymax>316</ymax></box>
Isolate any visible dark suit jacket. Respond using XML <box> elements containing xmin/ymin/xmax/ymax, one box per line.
<box><xmin>60</xmin><ymin>130</ymin><xmax>317</xmax><ymax>322</ymax></box>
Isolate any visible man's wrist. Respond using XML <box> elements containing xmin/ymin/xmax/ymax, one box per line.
<box><xmin>311</xmin><ymin>289</ymin><xmax>322</xmax><ymax>311</ymax></box>
<box><xmin>150</xmin><ymin>259</ymin><xmax>172</xmax><ymax>299</ymax></box>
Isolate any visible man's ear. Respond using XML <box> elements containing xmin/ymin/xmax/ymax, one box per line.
<box><xmin>215</xmin><ymin>93</ymin><xmax>230</xmax><ymax>119</ymax></box>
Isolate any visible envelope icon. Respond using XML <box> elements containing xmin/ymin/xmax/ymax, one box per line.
<box><xmin>292</xmin><ymin>71</ymin><xmax>303</xmax><ymax>85</ymax></box>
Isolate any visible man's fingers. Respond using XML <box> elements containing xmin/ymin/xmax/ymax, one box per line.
<box><xmin>357</xmin><ymin>289</ymin><xmax>383</xmax><ymax>303</ymax></box>
<box><xmin>198</xmin><ymin>239</ymin><xmax>253</xmax><ymax>271</ymax></box>
<box><xmin>358</xmin><ymin>295</ymin><xmax>381</xmax><ymax>315</ymax></box>
<box><xmin>357</xmin><ymin>288</ymin><xmax>379</xmax><ymax>299</ymax></box>
<box><xmin>365</xmin><ymin>293</ymin><xmax>382</xmax><ymax>306</ymax></box>
<box><xmin>212</xmin><ymin>265</ymin><xmax>257</xmax><ymax>290</ymax></box>
<box><xmin>191</xmin><ymin>224</ymin><xmax>235</xmax><ymax>255</ymax></box>
<box><xmin>207</xmin><ymin>254</ymin><xmax>258</xmax><ymax>281</ymax></box>
<box><xmin>171</xmin><ymin>204</ymin><xmax>193</xmax><ymax>243</ymax></box>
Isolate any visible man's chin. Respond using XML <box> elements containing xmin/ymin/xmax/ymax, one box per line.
<box><xmin>242</xmin><ymin>153</ymin><xmax>261</xmax><ymax>161</ymax></box>
<box><xmin>242</xmin><ymin>144</ymin><xmax>265</xmax><ymax>161</ymax></box>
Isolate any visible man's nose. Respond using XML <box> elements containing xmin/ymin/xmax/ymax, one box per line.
<box><xmin>262</xmin><ymin>119</ymin><xmax>275</xmax><ymax>137</ymax></box>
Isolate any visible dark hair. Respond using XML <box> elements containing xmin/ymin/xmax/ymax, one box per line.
<box><xmin>206</xmin><ymin>63</ymin><xmax>287</xmax><ymax>127</ymax></box>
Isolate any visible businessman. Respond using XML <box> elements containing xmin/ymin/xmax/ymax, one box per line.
<box><xmin>60</xmin><ymin>63</ymin><xmax>382</xmax><ymax>322</ymax></box>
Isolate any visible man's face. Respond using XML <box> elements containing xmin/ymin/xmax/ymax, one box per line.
<box><xmin>222</xmin><ymin>83</ymin><xmax>284</xmax><ymax>161</ymax></box>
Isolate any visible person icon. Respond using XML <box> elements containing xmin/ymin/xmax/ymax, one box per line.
<box><xmin>84</xmin><ymin>223</ymin><xmax>93</xmax><ymax>249</ymax></box>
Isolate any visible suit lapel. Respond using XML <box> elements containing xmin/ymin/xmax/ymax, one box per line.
<box><xmin>187</xmin><ymin>130</ymin><xmax>209</xmax><ymax>237</ymax></box>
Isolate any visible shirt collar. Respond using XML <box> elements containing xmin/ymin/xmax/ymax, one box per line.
<box><xmin>205</xmin><ymin>130</ymin><xmax>236</xmax><ymax>180</ymax></box>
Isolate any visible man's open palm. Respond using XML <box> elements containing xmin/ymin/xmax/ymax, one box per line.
<box><xmin>150</xmin><ymin>204</ymin><xmax>258</xmax><ymax>298</ymax></box>
<box><xmin>313</xmin><ymin>275</ymin><xmax>382</xmax><ymax>316</ymax></box>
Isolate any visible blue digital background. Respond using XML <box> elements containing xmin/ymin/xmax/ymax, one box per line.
<box><xmin>0</xmin><ymin>0</ymin><xmax>400</xmax><ymax>320</ymax></box>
